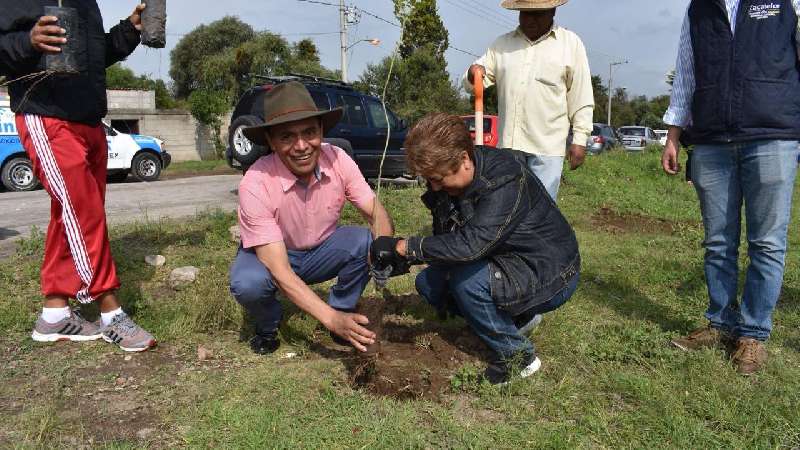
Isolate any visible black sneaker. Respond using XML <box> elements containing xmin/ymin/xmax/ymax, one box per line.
<box><xmin>483</xmin><ymin>353</ymin><xmax>542</xmax><ymax>386</ymax></box>
<box><xmin>250</xmin><ymin>332</ymin><xmax>280</xmax><ymax>355</ymax></box>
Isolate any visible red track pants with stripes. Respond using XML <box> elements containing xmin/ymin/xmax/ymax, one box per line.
<box><xmin>16</xmin><ymin>114</ymin><xmax>120</xmax><ymax>303</ymax></box>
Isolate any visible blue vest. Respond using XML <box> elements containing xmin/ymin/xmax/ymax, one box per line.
<box><xmin>687</xmin><ymin>0</ymin><xmax>800</xmax><ymax>144</ymax></box>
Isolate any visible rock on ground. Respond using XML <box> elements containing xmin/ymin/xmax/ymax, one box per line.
<box><xmin>229</xmin><ymin>224</ymin><xmax>241</xmax><ymax>243</ymax></box>
<box><xmin>169</xmin><ymin>266</ymin><xmax>199</xmax><ymax>289</ymax></box>
<box><xmin>144</xmin><ymin>255</ymin><xmax>166</xmax><ymax>267</ymax></box>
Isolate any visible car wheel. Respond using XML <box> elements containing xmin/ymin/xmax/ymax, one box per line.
<box><xmin>1</xmin><ymin>157</ymin><xmax>39</xmax><ymax>192</ymax></box>
<box><xmin>229</xmin><ymin>115</ymin><xmax>267</xmax><ymax>166</ymax></box>
<box><xmin>107</xmin><ymin>170</ymin><xmax>129</xmax><ymax>183</ymax></box>
<box><xmin>131</xmin><ymin>152</ymin><xmax>162</xmax><ymax>182</ymax></box>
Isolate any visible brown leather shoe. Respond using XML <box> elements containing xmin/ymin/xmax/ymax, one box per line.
<box><xmin>670</xmin><ymin>325</ymin><xmax>730</xmax><ymax>351</ymax></box>
<box><xmin>731</xmin><ymin>338</ymin><xmax>767</xmax><ymax>376</ymax></box>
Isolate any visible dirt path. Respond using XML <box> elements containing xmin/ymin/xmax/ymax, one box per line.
<box><xmin>0</xmin><ymin>174</ymin><xmax>241</xmax><ymax>247</ymax></box>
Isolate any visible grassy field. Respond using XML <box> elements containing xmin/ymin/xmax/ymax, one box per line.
<box><xmin>160</xmin><ymin>159</ymin><xmax>238</xmax><ymax>179</ymax></box>
<box><xmin>1</xmin><ymin>147</ymin><xmax>799</xmax><ymax>448</ymax></box>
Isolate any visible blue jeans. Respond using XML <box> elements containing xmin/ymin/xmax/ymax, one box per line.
<box><xmin>415</xmin><ymin>260</ymin><xmax>578</xmax><ymax>361</ymax></box>
<box><xmin>691</xmin><ymin>140</ymin><xmax>799</xmax><ymax>340</ymax></box>
<box><xmin>229</xmin><ymin>226</ymin><xmax>372</xmax><ymax>335</ymax></box>
<box><xmin>526</xmin><ymin>154</ymin><xmax>564</xmax><ymax>201</ymax></box>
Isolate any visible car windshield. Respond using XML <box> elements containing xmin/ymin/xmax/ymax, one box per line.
<box><xmin>463</xmin><ymin>117</ymin><xmax>492</xmax><ymax>133</ymax></box>
<box><xmin>655</xmin><ymin>131</ymin><xmax>667</xmax><ymax>137</ymax></box>
<box><xmin>620</xmin><ymin>128</ymin><xmax>645</xmax><ymax>136</ymax></box>
<box><xmin>592</xmin><ymin>126</ymin><xmax>601</xmax><ymax>135</ymax></box>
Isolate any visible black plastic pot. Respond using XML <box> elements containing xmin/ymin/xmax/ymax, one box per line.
<box><xmin>44</xmin><ymin>5</ymin><xmax>85</xmax><ymax>74</ymax></box>
<box><xmin>140</xmin><ymin>0</ymin><xmax>167</xmax><ymax>48</ymax></box>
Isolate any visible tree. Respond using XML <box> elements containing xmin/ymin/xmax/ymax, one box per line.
<box><xmin>354</xmin><ymin>44</ymin><xmax>469</xmax><ymax>123</ymax></box>
<box><xmin>106</xmin><ymin>64</ymin><xmax>177</xmax><ymax>109</ymax></box>
<box><xmin>354</xmin><ymin>0</ymin><xmax>465</xmax><ymax>123</ymax></box>
<box><xmin>591</xmin><ymin>75</ymin><xmax>669</xmax><ymax>128</ymax></box>
<box><xmin>294</xmin><ymin>39</ymin><xmax>320</xmax><ymax>64</ymax></box>
<box><xmin>169</xmin><ymin>16</ymin><xmax>255</xmax><ymax>98</ymax></box>
<box><xmin>393</xmin><ymin>0</ymin><xmax>449</xmax><ymax>59</ymax></box>
<box><xmin>169</xmin><ymin>18</ymin><xmax>338</xmax><ymax>156</ymax></box>
<box><xmin>591</xmin><ymin>75</ymin><xmax>609</xmax><ymax>124</ymax></box>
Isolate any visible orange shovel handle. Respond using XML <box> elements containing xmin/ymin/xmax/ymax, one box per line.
<box><xmin>471</xmin><ymin>66</ymin><xmax>485</xmax><ymax>146</ymax></box>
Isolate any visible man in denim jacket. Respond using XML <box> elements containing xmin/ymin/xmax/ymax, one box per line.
<box><xmin>371</xmin><ymin>113</ymin><xmax>580</xmax><ymax>384</ymax></box>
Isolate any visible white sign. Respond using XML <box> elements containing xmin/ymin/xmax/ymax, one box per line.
<box><xmin>0</xmin><ymin>107</ymin><xmax>16</xmax><ymax>136</ymax></box>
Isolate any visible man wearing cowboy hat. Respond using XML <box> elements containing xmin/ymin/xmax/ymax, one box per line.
<box><xmin>464</xmin><ymin>0</ymin><xmax>594</xmax><ymax>201</ymax></box>
<box><xmin>229</xmin><ymin>81</ymin><xmax>395</xmax><ymax>355</ymax></box>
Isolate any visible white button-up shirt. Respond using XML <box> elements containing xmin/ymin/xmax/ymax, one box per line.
<box><xmin>463</xmin><ymin>25</ymin><xmax>594</xmax><ymax>157</ymax></box>
<box><xmin>664</xmin><ymin>0</ymin><xmax>800</xmax><ymax>128</ymax></box>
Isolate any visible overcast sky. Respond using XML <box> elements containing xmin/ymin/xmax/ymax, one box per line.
<box><xmin>102</xmin><ymin>0</ymin><xmax>690</xmax><ymax>98</ymax></box>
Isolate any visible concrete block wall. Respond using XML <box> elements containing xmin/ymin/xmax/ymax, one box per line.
<box><xmin>107</xmin><ymin>90</ymin><xmax>156</xmax><ymax>112</ymax></box>
<box><xmin>106</xmin><ymin>109</ymin><xmax>221</xmax><ymax>162</ymax></box>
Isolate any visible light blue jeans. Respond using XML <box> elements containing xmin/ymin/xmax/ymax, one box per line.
<box><xmin>691</xmin><ymin>140</ymin><xmax>799</xmax><ymax>340</ymax></box>
<box><xmin>526</xmin><ymin>154</ymin><xmax>564</xmax><ymax>201</ymax></box>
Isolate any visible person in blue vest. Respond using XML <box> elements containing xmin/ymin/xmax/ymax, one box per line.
<box><xmin>662</xmin><ymin>0</ymin><xmax>800</xmax><ymax>375</ymax></box>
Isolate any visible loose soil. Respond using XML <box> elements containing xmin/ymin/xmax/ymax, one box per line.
<box><xmin>342</xmin><ymin>294</ymin><xmax>490</xmax><ymax>401</ymax></box>
<box><xmin>0</xmin><ymin>336</ymin><xmax>243</xmax><ymax>448</ymax></box>
<box><xmin>591</xmin><ymin>206</ymin><xmax>692</xmax><ymax>235</ymax></box>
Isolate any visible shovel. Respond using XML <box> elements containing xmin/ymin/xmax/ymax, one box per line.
<box><xmin>471</xmin><ymin>65</ymin><xmax>485</xmax><ymax>146</ymax></box>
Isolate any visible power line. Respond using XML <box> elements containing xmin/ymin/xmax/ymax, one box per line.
<box><xmin>295</xmin><ymin>0</ymin><xmax>339</xmax><ymax>6</ymax></box>
<box><xmin>295</xmin><ymin>0</ymin><xmax>481</xmax><ymax>58</ymax></box>
<box><xmin>442</xmin><ymin>0</ymin><xmax>517</xmax><ymax>30</ymax></box>
<box><xmin>461</xmin><ymin>0</ymin><xmax>518</xmax><ymax>26</ymax></box>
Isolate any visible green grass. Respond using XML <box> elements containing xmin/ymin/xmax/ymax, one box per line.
<box><xmin>161</xmin><ymin>159</ymin><xmax>237</xmax><ymax>178</ymax></box>
<box><xmin>1</xmin><ymin>148</ymin><xmax>799</xmax><ymax>448</ymax></box>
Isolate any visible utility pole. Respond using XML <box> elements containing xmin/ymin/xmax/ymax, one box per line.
<box><xmin>607</xmin><ymin>60</ymin><xmax>629</xmax><ymax>126</ymax></box>
<box><xmin>340</xmin><ymin>0</ymin><xmax>348</xmax><ymax>83</ymax></box>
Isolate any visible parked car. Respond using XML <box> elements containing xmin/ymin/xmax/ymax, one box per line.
<box><xmin>461</xmin><ymin>115</ymin><xmax>499</xmax><ymax>147</ymax></box>
<box><xmin>226</xmin><ymin>74</ymin><xmax>409</xmax><ymax>178</ymax></box>
<box><xmin>587</xmin><ymin>123</ymin><xmax>620</xmax><ymax>154</ymax></box>
<box><xmin>654</xmin><ymin>129</ymin><xmax>668</xmax><ymax>146</ymax></box>
<box><xmin>618</xmin><ymin>126</ymin><xmax>661</xmax><ymax>151</ymax></box>
<box><xmin>0</xmin><ymin>102</ymin><xmax>170</xmax><ymax>191</ymax></box>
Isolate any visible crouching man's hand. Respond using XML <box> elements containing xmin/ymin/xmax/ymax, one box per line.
<box><xmin>327</xmin><ymin>310</ymin><xmax>375</xmax><ymax>352</ymax></box>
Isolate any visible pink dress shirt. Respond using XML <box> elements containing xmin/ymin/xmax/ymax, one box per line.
<box><xmin>237</xmin><ymin>143</ymin><xmax>375</xmax><ymax>250</ymax></box>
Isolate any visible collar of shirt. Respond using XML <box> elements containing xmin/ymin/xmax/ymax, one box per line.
<box><xmin>275</xmin><ymin>151</ymin><xmax>326</xmax><ymax>192</ymax></box>
<box><xmin>515</xmin><ymin>23</ymin><xmax>558</xmax><ymax>46</ymax></box>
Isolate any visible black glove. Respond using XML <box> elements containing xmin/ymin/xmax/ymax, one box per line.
<box><xmin>370</xmin><ymin>236</ymin><xmax>401</xmax><ymax>268</ymax></box>
<box><xmin>370</xmin><ymin>236</ymin><xmax>410</xmax><ymax>279</ymax></box>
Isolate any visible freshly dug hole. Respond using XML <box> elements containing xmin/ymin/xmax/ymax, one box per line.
<box><xmin>344</xmin><ymin>295</ymin><xmax>490</xmax><ymax>400</ymax></box>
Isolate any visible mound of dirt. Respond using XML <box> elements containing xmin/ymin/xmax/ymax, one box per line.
<box><xmin>591</xmin><ymin>206</ymin><xmax>690</xmax><ymax>235</ymax></box>
<box><xmin>343</xmin><ymin>295</ymin><xmax>489</xmax><ymax>400</ymax></box>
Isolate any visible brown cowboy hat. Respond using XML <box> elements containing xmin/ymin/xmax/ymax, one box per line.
<box><xmin>501</xmin><ymin>0</ymin><xmax>568</xmax><ymax>10</ymax></box>
<box><xmin>242</xmin><ymin>81</ymin><xmax>343</xmax><ymax>146</ymax></box>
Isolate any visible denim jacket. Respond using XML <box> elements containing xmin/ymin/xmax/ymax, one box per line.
<box><xmin>406</xmin><ymin>146</ymin><xmax>580</xmax><ymax>316</ymax></box>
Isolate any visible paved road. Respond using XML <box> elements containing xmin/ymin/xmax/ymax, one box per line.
<box><xmin>0</xmin><ymin>174</ymin><xmax>241</xmax><ymax>249</ymax></box>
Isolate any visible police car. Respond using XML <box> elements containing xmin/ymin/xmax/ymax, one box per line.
<box><xmin>0</xmin><ymin>96</ymin><xmax>171</xmax><ymax>192</ymax></box>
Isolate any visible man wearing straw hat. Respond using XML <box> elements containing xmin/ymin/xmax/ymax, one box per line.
<box><xmin>464</xmin><ymin>0</ymin><xmax>594</xmax><ymax>201</ymax></box>
<box><xmin>229</xmin><ymin>81</ymin><xmax>395</xmax><ymax>355</ymax></box>
<box><xmin>0</xmin><ymin>2</ymin><xmax>158</xmax><ymax>352</ymax></box>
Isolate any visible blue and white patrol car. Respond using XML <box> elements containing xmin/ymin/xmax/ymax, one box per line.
<box><xmin>0</xmin><ymin>96</ymin><xmax>171</xmax><ymax>192</ymax></box>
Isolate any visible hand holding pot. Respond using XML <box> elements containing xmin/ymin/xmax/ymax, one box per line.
<box><xmin>30</xmin><ymin>16</ymin><xmax>65</xmax><ymax>54</ymax></box>
<box><xmin>128</xmin><ymin>3</ymin><xmax>147</xmax><ymax>31</ymax></box>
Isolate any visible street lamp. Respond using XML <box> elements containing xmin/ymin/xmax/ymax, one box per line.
<box><xmin>607</xmin><ymin>60</ymin><xmax>629</xmax><ymax>127</ymax></box>
<box><xmin>340</xmin><ymin>38</ymin><xmax>380</xmax><ymax>83</ymax></box>
<box><xmin>346</xmin><ymin>38</ymin><xmax>381</xmax><ymax>52</ymax></box>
